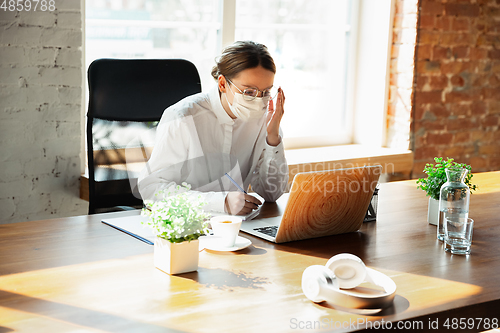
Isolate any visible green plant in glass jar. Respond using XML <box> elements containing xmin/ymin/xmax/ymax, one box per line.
<box><xmin>416</xmin><ymin>157</ymin><xmax>477</xmax><ymax>227</ymax></box>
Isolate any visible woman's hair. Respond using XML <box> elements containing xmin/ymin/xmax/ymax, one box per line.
<box><xmin>211</xmin><ymin>41</ymin><xmax>276</xmax><ymax>80</ymax></box>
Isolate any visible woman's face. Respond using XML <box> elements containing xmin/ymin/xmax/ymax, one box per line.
<box><xmin>219</xmin><ymin>66</ymin><xmax>275</xmax><ymax>118</ymax></box>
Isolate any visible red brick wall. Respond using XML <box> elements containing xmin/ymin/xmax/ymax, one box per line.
<box><xmin>411</xmin><ymin>0</ymin><xmax>500</xmax><ymax>177</ymax></box>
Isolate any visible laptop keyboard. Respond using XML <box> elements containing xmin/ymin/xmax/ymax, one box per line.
<box><xmin>254</xmin><ymin>225</ymin><xmax>278</xmax><ymax>238</ymax></box>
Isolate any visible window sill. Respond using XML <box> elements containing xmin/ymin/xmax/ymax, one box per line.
<box><xmin>285</xmin><ymin>144</ymin><xmax>414</xmax><ymax>182</ymax></box>
<box><xmin>80</xmin><ymin>144</ymin><xmax>414</xmax><ymax>201</ymax></box>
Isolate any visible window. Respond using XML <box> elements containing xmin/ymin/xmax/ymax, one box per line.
<box><xmin>85</xmin><ymin>0</ymin><xmax>221</xmax><ymax>90</ymax></box>
<box><xmin>85</xmin><ymin>0</ymin><xmax>358</xmax><ymax>148</ymax></box>
<box><xmin>234</xmin><ymin>0</ymin><xmax>356</xmax><ymax>148</ymax></box>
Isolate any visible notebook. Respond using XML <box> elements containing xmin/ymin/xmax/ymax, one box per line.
<box><xmin>101</xmin><ymin>192</ymin><xmax>264</xmax><ymax>245</ymax></box>
<box><xmin>102</xmin><ymin>212</ymin><xmax>155</xmax><ymax>244</ymax></box>
<box><xmin>239</xmin><ymin>165</ymin><xmax>382</xmax><ymax>243</ymax></box>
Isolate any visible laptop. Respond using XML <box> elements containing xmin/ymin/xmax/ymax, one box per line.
<box><xmin>239</xmin><ymin>165</ymin><xmax>382</xmax><ymax>243</ymax></box>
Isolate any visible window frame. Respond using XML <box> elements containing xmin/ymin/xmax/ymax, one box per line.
<box><xmin>351</xmin><ymin>0</ymin><xmax>395</xmax><ymax>148</ymax></box>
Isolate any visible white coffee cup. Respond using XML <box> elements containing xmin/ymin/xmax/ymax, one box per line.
<box><xmin>210</xmin><ymin>216</ymin><xmax>243</xmax><ymax>247</ymax></box>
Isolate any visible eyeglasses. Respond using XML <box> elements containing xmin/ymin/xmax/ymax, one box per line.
<box><xmin>227</xmin><ymin>78</ymin><xmax>278</xmax><ymax>101</ymax></box>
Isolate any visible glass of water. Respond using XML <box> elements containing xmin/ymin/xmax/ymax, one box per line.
<box><xmin>444</xmin><ymin>217</ymin><xmax>474</xmax><ymax>255</ymax></box>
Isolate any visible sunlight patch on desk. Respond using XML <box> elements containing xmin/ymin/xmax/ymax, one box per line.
<box><xmin>0</xmin><ymin>290</ymin><xmax>181</xmax><ymax>333</ymax></box>
<box><xmin>285</xmin><ymin>269</ymin><xmax>483</xmax><ymax>331</ymax></box>
<box><xmin>260</xmin><ymin>250</ymin><xmax>484</xmax><ymax>323</ymax></box>
<box><xmin>0</xmin><ymin>304</ymin><xmax>103</xmax><ymax>333</ymax></box>
<box><xmin>0</xmin><ymin>246</ymin><xmax>485</xmax><ymax>333</ymax></box>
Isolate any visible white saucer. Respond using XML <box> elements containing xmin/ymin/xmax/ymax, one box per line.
<box><xmin>199</xmin><ymin>235</ymin><xmax>252</xmax><ymax>252</ymax></box>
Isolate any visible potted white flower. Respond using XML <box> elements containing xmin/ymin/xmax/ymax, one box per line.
<box><xmin>141</xmin><ymin>183</ymin><xmax>210</xmax><ymax>275</ymax></box>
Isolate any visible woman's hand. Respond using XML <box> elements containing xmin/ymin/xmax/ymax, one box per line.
<box><xmin>225</xmin><ymin>192</ymin><xmax>262</xmax><ymax>215</ymax></box>
<box><xmin>266</xmin><ymin>87</ymin><xmax>285</xmax><ymax>146</ymax></box>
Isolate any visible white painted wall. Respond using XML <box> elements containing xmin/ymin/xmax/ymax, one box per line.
<box><xmin>0</xmin><ymin>0</ymin><xmax>88</xmax><ymax>223</ymax></box>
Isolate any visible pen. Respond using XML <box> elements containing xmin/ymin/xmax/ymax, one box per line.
<box><xmin>224</xmin><ymin>173</ymin><xmax>247</xmax><ymax>194</ymax></box>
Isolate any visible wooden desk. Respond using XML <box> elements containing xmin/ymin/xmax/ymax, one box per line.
<box><xmin>1</xmin><ymin>172</ymin><xmax>500</xmax><ymax>332</ymax></box>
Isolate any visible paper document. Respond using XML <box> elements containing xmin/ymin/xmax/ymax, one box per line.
<box><xmin>209</xmin><ymin>204</ymin><xmax>262</xmax><ymax>221</ymax></box>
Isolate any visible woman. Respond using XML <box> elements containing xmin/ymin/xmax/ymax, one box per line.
<box><xmin>138</xmin><ymin>41</ymin><xmax>288</xmax><ymax>216</ymax></box>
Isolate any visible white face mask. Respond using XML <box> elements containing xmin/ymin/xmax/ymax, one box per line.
<box><xmin>224</xmin><ymin>83</ymin><xmax>268</xmax><ymax>122</ymax></box>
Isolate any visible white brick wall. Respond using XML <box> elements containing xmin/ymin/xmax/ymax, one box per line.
<box><xmin>0</xmin><ymin>0</ymin><xmax>88</xmax><ymax>223</ymax></box>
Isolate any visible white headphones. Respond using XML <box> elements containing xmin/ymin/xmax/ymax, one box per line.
<box><xmin>302</xmin><ymin>254</ymin><xmax>396</xmax><ymax>309</ymax></box>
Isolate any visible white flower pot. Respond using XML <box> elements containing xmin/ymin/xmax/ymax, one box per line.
<box><xmin>427</xmin><ymin>197</ymin><xmax>439</xmax><ymax>226</ymax></box>
<box><xmin>154</xmin><ymin>237</ymin><xmax>199</xmax><ymax>275</ymax></box>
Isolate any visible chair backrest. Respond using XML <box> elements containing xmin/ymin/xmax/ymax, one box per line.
<box><xmin>86</xmin><ymin>58</ymin><xmax>202</xmax><ymax>214</ymax></box>
<box><xmin>87</xmin><ymin>58</ymin><xmax>201</xmax><ymax>121</ymax></box>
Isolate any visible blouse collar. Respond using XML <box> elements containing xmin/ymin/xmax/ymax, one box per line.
<box><xmin>209</xmin><ymin>85</ymin><xmax>234</xmax><ymax>125</ymax></box>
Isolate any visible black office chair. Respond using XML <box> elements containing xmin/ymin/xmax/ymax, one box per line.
<box><xmin>86</xmin><ymin>58</ymin><xmax>202</xmax><ymax>214</ymax></box>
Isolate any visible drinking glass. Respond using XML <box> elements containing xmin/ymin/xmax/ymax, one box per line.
<box><xmin>444</xmin><ymin>217</ymin><xmax>474</xmax><ymax>255</ymax></box>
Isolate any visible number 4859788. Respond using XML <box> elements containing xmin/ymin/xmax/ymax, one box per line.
<box><xmin>443</xmin><ymin>318</ymin><xmax>499</xmax><ymax>330</ymax></box>
<box><xmin>1</xmin><ymin>0</ymin><xmax>56</xmax><ymax>11</ymax></box>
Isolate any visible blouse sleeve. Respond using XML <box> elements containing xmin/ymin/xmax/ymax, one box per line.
<box><xmin>250</xmin><ymin>130</ymin><xmax>289</xmax><ymax>202</ymax></box>
<box><xmin>137</xmin><ymin>115</ymin><xmax>227</xmax><ymax>213</ymax></box>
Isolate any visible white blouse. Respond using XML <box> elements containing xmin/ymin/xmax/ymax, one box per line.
<box><xmin>137</xmin><ymin>85</ymin><xmax>288</xmax><ymax>213</ymax></box>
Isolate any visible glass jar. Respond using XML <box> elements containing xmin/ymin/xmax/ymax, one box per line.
<box><xmin>438</xmin><ymin>168</ymin><xmax>470</xmax><ymax>241</ymax></box>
